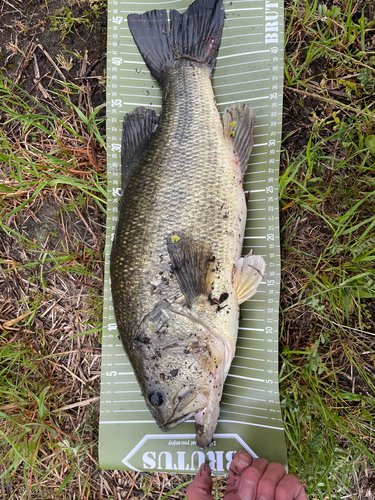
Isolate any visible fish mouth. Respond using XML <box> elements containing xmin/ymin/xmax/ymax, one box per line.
<box><xmin>159</xmin><ymin>410</ymin><xmax>198</xmax><ymax>432</ymax></box>
<box><xmin>157</xmin><ymin>388</ymin><xmax>209</xmax><ymax>432</ymax></box>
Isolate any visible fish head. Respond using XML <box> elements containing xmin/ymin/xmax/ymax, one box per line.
<box><xmin>131</xmin><ymin>301</ymin><xmax>228</xmax><ymax>446</ymax></box>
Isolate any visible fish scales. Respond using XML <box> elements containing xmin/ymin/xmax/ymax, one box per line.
<box><xmin>111</xmin><ymin>60</ymin><xmax>245</xmax><ymax>343</ymax></box>
<box><xmin>110</xmin><ymin>0</ymin><xmax>265</xmax><ymax>448</ymax></box>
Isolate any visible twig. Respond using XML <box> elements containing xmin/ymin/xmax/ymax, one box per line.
<box><xmin>29</xmin><ymin>72</ymin><xmax>51</xmax><ymax>94</ymax></box>
<box><xmin>54</xmin><ymin>396</ymin><xmax>99</xmax><ymax>412</ymax></box>
<box><xmin>315</xmin><ymin>42</ymin><xmax>375</xmax><ymax>74</ymax></box>
<box><xmin>35</xmin><ymin>44</ymin><xmax>66</xmax><ymax>82</ymax></box>
<box><xmin>315</xmin><ymin>313</ymin><xmax>375</xmax><ymax>337</ymax></box>
<box><xmin>286</xmin><ymin>86</ymin><xmax>375</xmax><ymax>117</ymax></box>
<box><xmin>82</xmin><ymin>54</ymin><xmax>106</xmax><ymax>77</ymax></box>
<box><xmin>87</xmin><ymin>135</ymin><xmax>98</xmax><ymax>169</ymax></box>
<box><xmin>15</xmin><ymin>40</ymin><xmax>35</xmax><ymax>84</ymax></box>
<box><xmin>2</xmin><ymin>0</ymin><xmax>26</xmax><ymax>18</ymax></box>
<box><xmin>81</xmin><ymin>49</ymin><xmax>88</xmax><ymax>77</ymax></box>
<box><xmin>45</xmin><ymin>359</ymin><xmax>87</xmax><ymax>385</ymax></box>
<box><xmin>33</xmin><ymin>53</ymin><xmax>51</xmax><ymax>100</ymax></box>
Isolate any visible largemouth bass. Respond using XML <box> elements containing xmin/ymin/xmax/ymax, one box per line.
<box><xmin>110</xmin><ymin>0</ymin><xmax>266</xmax><ymax>448</ymax></box>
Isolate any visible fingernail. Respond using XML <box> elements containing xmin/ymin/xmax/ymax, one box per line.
<box><xmin>239</xmin><ymin>479</ymin><xmax>255</xmax><ymax>500</ymax></box>
<box><xmin>238</xmin><ymin>451</ymin><xmax>251</xmax><ymax>467</ymax></box>
<box><xmin>199</xmin><ymin>463</ymin><xmax>210</xmax><ymax>475</ymax></box>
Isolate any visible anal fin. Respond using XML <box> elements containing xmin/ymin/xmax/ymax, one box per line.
<box><xmin>223</xmin><ymin>102</ymin><xmax>254</xmax><ymax>178</ymax></box>
<box><xmin>235</xmin><ymin>251</ymin><xmax>266</xmax><ymax>305</ymax></box>
<box><xmin>121</xmin><ymin>107</ymin><xmax>159</xmax><ymax>192</ymax></box>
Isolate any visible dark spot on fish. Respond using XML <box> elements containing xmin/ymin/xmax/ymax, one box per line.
<box><xmin>135</xmin><ymin>336</ymin><xmax>150</xmax><ymax>345</ymax></box>
<box><xmin>157</xmin><ymin>329</ymin><xmax>168</xmax><ymax>337</ymax></box>
<box><xmin>209</xmin><ymin>293</ymin><xmax>227</xmax><ymax>307</ymax></box>
<box><xmin>217</xmin><ymin>304</ymin><xmax>228</xmax><ymax>312</ymax></box>
<box><xmin>160</xmin><ymin>373</ymin><xmax>165</xmax><ymax>381</ymax></box>
<box><xmin>170</xmin><ymin>369</ymin><xmax>179</xmax><ymax>377</ymax></box>
<box><xmin>195</xmin><ymin>423</ymin><xmax>204</xmax><ymax>436</ymax></box>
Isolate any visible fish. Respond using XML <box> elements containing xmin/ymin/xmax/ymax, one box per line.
<box><xmin>110</xmin><ymin>0</ymin><xmax>266</xmax><ymax>449</ymax></box>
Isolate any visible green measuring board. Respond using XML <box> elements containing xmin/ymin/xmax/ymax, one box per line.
<box><xmin>100</xmin><ymin>0</ymin><xmax>286</xmax><ymax>473</ymax></box>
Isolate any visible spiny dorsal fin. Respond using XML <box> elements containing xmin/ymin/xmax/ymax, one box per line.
<box><xmin>121</xmin><ymin>107</ymin><xmax>158</xmax><ymax>192</ymax></box>
<box><xmin>167</xmin><ymin>233</ymin><xmax>214</xmax><ymax>308</ymax></box>
<box><xmin>235</xmin><ymin>252</ymin><xmax>266</xmax><ymax>305</ymax></box>
<box><xmin>223</xmin><ymin>103</ymin><xmax>255</xmax><ymax>178</ymax></box>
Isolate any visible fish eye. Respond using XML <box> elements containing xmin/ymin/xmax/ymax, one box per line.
<box><xmin>149</xmin><ymin>391</ymin><xmax>165</xmax><ymax>407</ymax></box>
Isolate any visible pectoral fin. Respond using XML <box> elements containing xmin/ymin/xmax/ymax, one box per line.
<box><xmin>235</xmin><ymin>252</ymin><xmax>266</xmax><ymax>305</ymax></box>
<box><xmin>223</xmin><ymin>102</ymin><xmax>254</xmax><ymax>177</ymax></box>
<box><xmin>167</xmin><ymin>233</ymin><xmax>214</xmax><ymax>308</ymax></box>
<box><xmin>121</xmin><ymin>108</ymin><xmax>159</xmax><ymax>192</ymax></box>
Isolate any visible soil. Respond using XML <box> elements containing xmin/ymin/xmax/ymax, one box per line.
<box><xmin>0</xmin><ymin>0</ymin><xmax>106</xmax><ymax>105</ymax></box>
<box><xmin>1</xmin><ymin>0</ymin><xmax>375</xmax><ymax>499</ymax></box>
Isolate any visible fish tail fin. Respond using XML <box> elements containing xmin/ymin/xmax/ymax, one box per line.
<box><xmin>127</xmin><ymin>0</ymin><xmax>225</xmax><ymax>85</ymax></box>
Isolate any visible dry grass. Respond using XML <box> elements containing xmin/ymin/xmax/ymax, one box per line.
<box><xmin>0</xmin><ymin>0</ymin><xmax>375</xmax><ymax>498</ymax></box>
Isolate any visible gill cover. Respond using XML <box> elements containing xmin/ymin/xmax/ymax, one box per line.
<box><xmin>130</xmin><ymin>301</ymin><xmax>225</xmax><ymax>444</ymax></box>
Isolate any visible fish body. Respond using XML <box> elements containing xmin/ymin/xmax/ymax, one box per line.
<box><xmin>110</xmin><ymin>0</ymin><xmax>265</xmax><ymax>448</ymax></box>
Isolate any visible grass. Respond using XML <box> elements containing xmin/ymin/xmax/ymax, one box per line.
<box><xmin>0</xmin><ymin>0</ymin><xmax>374</xmax><ymax>498</ymax></box>
<box><xmin>0</xmin><ymin>73</ymin><xmax>106</xmax><ymax>498</ymax></box>
<box><xmin>280</xmin><ymin>0</ymin><xmax>375</xmax><ymax>497</ymax></box>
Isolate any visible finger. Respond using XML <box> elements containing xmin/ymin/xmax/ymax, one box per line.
<box><xmin>225</xmin><ymin>451</ymin><xmax>254</xmax><ymax>498</ymax></box>
<box><xmin>186</xmin><ymin>463</ymin><xmax>213</xmax><ymax>500</ymax></box>
<box><xmin>276</xmin><ymin>474</ymin><xmax>308</xmax><ymax>500</ymax></box>
<box><xmin>256</xmin><ymin>462</ymin><xmax>287</xmax><ymax>500</ymax></box>
<box><xmin>237</xmin><ymin>458</ymin><xmax>269</xmax><ymax>500</ymax></box>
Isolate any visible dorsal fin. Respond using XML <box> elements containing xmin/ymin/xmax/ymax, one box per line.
<box><xmin>121</xmin><ymin>107</ymin><xmax>159</xmax><ymax>192</ymax></box>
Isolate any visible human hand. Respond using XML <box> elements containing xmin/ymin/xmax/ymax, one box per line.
<box><xmin>186</xmin><ymin>451</ymin><xmax>307</xmax><ymax>500</ymax></box>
